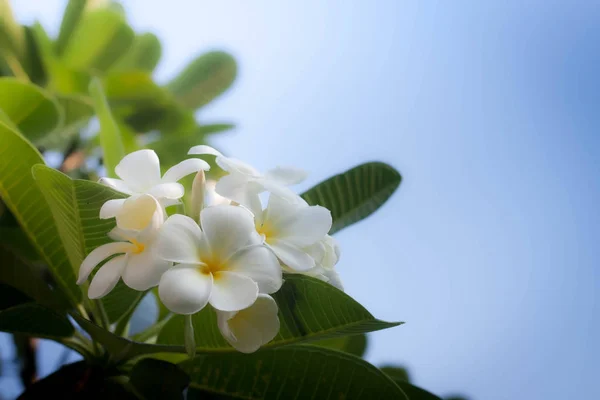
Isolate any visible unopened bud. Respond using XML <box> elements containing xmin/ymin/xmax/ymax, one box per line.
<box><xmin>190</xmin><ymin>170</ymin><xmax>206</xmax><ymax>221</ymax></box>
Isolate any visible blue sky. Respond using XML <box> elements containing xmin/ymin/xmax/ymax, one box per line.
<box><xmin>2</xmin><ymin>1</ymin><xmax>600</xmax><ymax>399</ymax></box>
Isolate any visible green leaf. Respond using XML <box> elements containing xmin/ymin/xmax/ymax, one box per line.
<box><xmin>37</xmin><ymin>94</ymin><xmax>94</xmax><ymax>149</ymax></box>
<box><xmin>61</xmin><ymin>9</ymin><xmax>134</xmax><ymax>72</ymax></box>
<box><xmin>129</xmin><ymin>359</ymin><xmax>190</xmax><ymax>400</ymax></box>
<box><xmin>167</xmin><ymin>51</ymin><xmax>237</xmax><ymax>110</ymax></box>
<box><xmin>0</xmin><ymin>77</ymin><xmax>63</xmax><ymax>141</ymax></box>
<box><xmin>0</xmin><ymin>0</ymin><xmax>25</xmax><ymax>59</ymax></box>
<box><xmin>312</xmin><ymin>333</ymin><xmax>368</xmax><ymax>357</ymax></box>
<box><xmin>55</xmin><ymin>0</ymin><xmax>89</xmax><ymax>56</ymax></box>
<box><xmin>302</xmin><ymin>162</ymin><xmax>402</xmax><ymax>234</ymax></box>
<box><xmin>0</xmin><ymin>121</ymin><xmax>80</xmax><ymax>305</ymax></box>
<box><xmin>31</xmin><ymin>166</ymin><xmax>138</xmax><ymax>322</ymax></box>
<box><xmin>72</xmin><ymin>313</ymin><xmax>183</xmax><ymax>360</ymax></box>
<box><xmin>182</xmin><ymin>345</ymin><xmax>407</xmax><ymax>400</ymax></box>
<box><xmin>110</xmin><ymin>33</ymin><xmax>162</xmax><ymax>72</ymax></box>
<box><xmin>157</xmin><ymin>275</ymin><xmax>401</xmax><ymax>352</ymax></box>
<box><xmin>90</xmin><ymin>77</ymin><xmax>125</xmax><ymax>177</ymax></box>
<box><xmin>0</xmin><ymin>302</ymin><xmax>74</xmax><ymax>338</ymax></box>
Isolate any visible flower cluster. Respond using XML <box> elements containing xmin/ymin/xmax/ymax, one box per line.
<box><xmin>77</xmin><ymin>146</ymin><xmax>342</xmax><ymax>353</ymax></box>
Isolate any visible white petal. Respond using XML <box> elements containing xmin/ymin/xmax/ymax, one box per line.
<box><xmin>156</xmin><ymin>215</ymin><xmax>204</xmax><ymax>264</ymax></box>
<box><xmin>158</xmin><ymin>266</ymin><xmax>212</xmax><ymax>314</ymax></box>
<box><xmin>147</xmin><ymin>182</ymin><xmax>185</xmax><ymax>200</ymax></box>
<box><xmin>256</xmin><ymin>178</ymin><xmax>300</xmax><ymax>202</ymax></box>
<box><xmin>88</xmin><ymin>255</ymin><xmax>127</xmax><ymax>299</ymax></box>
<box><xmin>264</xmin><ymin>166</ymin><xmax>308</xmax><ymax>185</ymax></box>
<box><xmin>227</xmin><ymin>246</ymin><xmax>282</xmax><ymax>294</ymax></box>
<box><xmin>122</xmin><ymin>250</ymin><xmax>172</xmax><ymax>291</ymax></box>
<box><xmin>162</xmin><ymin>158</ymin><xmax>210</xmax><ymax>183</ymax></box>
<box><xmin>263</xmin><ymin>194</ymin><xmax>303</xmax><ymax>227</ymax></box>
<box><xmin>275</xmin><ymin>206</ymin><xmax>332</xmax><ymax>246</ymax></box>
<box><xmin>210</xmin><ymin>271</ymin><xmax>258</xmax><ymax>312</ymax></box>
<box><xmin>99</xmin><ymin>199</ymin><xmax>126</xmax><ymax>219</ymax></box>
<box><xmin>187</xmin><ymin>145</ymin><xmax>223</xmax><ymax>157</ymax></box>
<box><xmin>215</xmin><ymin>174</ymin><xmax>264</xmax><ymax>209</ymax></box>
<box><xmin>98</xmin><ymin>178</ymin><xmax>134</xmax><ymax>195</ymax></box>
<box><xmin>115</xmin><ymin>149</ymin><xmax>161</xmax><ymax>191</ymax></box>
<box><xmin>268</xmin><ymin>240</ymin><xmax>315</xmax><ymax>272</ymax></box>
<box><xmin>215</xmin><ymin>157</ymin><xmax>261</xmax><ymax>177</ymax></box>
<box><xmin>217</xmin><ymin>294</ymin><xmax>280</xmax><ymax>353</ymax></box>
<box><xmin>115</xmin><ymin>194</ymin><xmax>161</xmax><ymax>231</ymax></box>
<box><xmin>200</xmin><ymin>205</ymin><xmax>255</xmax><ymax>261</ymax></box>
<box><xmin>78</xmin><ymin>242</ymin><xmax>133</xmax><ymax>284</ymax></box>
<box><xmin>323</xmin><ymin>268</ymin><xmax>344</xmax><ymax>291</ymax></box>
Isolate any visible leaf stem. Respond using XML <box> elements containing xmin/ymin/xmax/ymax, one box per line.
<box><xmin>113</xmin><ymin>291</ymin><xmax>145</xmax><ymax>338</ymax></box>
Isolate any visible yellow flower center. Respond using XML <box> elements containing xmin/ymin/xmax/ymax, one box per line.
<box><xmin>256</xmin><ymin>221</ymin><xmax>275</xmax><ymax>243</ymax></box>
<box><xmin>197</xmin><ymin>255</ymin><xmax>223</xmax><ymax>278</ymax></box>
<box><xmin>130</xmin><ymin>238</ymin><xmax>145</xmax><ymax>254</ymax></box>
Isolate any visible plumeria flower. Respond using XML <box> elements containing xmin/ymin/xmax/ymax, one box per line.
<box><xmin>216</xmin><ymin>294</ymin><xmax>280</xmax><ymax>353</ymax></box>
<box><xmin>99</xmin><ymin>149</ymin><xmax>210</xmax><ymax>214</ymax></box>
<box><xmin>248</xmin><ymin>193</ymin><xmax>332</xmax><ymax>272</ymax></box>
<box><xmin>155</xmin><ymin>205</ymin><xmax>282</xmax><ymax>315</ymax></box>
<box><xmin>77</xmin><ymin>195</ymin><xmax>170</xmax><ymax>298</ymax></box>
<box><xmin>187</xmin><ymin>145</ymin><xmax>307</xmax><ymax>208</ymax></box>
<box><xmin>300</xmin><ymin>235</ymin><xmax>344</xmax><ymax>290</ymax></box>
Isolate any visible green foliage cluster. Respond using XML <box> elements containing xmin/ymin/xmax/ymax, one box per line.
<box><xmin>0</xmin><ymin>1</ymin><xmax>469</xmax><ymax>398</ymax></box>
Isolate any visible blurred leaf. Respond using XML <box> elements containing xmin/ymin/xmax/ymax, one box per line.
<box><xmin>0</xmin><ymin>283</ymin><xmax>32</xmax><ymax>310</ymax></box>
<box><xmin>148</xmin><ymin>123</ymin><xmax>235</xmax><ymax>167</ymax></box>
<box><xmin>0</xmin><ymin>0</ymin><xmax>25</xmax><ymax>58</ymax></box>
<box><xmin>55</xmin><ymin>0</ymin><xmax>89</xmax><ymax>56</ymax></box>
<box><xmin>0</xmin><ymin>231</ymin><xmax>68</xmax><ymax>309</ymax></box>
<box><xmin>0</xmin><ymin>302</ymin><xmax>73</xmax><ymax>338</ymax></box>
<box><xmin>61</xmin><ymin>9</ymin><xmax>134</xmax><ymax>72</ymax></box>
<box><xmin>182</xmin><ymin>345</ymin><xmax>407</xmax><ymax>400</ymax></box>
<box><xmin>31</xmin><ymin>22</ymin><xmax>91</xmax><ymax>94</ymax></box>
<box><xmin>110</xmin><ymin>33</ymin><xmax>162</xmax><ymax>72</ymax></box>
<box><xmin>380</xmin><ymin>366</ymin><xmax>411</xmax><ymax>382</ymax></box>
<box><xmin>0</xmin><ymin>121</ymin><xmax>80</xmax><ymax>305</ymax></box>
<box><xmin>90</xmin><ymin>77</ymin><xmax>125</xmax><ymax>177</ymax></box>
<box><xmin>129</xmin><ymin>359</ymin><xmax>189</xmax><ymax>400</ymax></box>
<box><xmin>37</xmin><ymin>94</ymin><xmax>94</xmax><ymax>149</ymax></box>
<box><xmin>167</xmin><ymin>51</ymin><xmax>237</xmax><ymax>110</ymax></box>
<box><xmin>0</xmin><ymin>77</ymin><xmax>63</xmax><ymax>141</ymax></box>
<box><xmin>18</xmin><ymin>361</ymin><xmax>136</xmax><ymax>400</ymax></box>
<box><xmin>158</xmin><ymin>275</ymin><xmax>401</xmax><ymax>351</ymax></box>
<box><xmin>312</xmin><ymin>333</ymin><xmax>368</xmax><ymax>357</ymax></box>
<box><xmin>302</xmin><ymin>162</ymin><xmax>402</xmax><ymax>234</ymax></box>
<box><xmin>22</xmin><ymin>26</ymin><xmax>46</xmax><ymax>85</ymax></box>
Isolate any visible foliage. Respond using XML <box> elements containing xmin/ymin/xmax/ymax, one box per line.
<box><xmin>0</xmin><ymin>1</ymin><xmax>465</xmax><ymax>399</ymax></box>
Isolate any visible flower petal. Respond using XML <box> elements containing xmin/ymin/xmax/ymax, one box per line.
<box><xmin>268</xmin><ymin>240</ymin><xmax>315</xmax><ymax>271</ymax></box>
<box><xmin>115</xmin><ymin>149</ymin><xmax>161</xmax><ymax>191</ymax></box>
<box><xmin>323</xmin><ymin>268</ymin><xmax>344</xmax><ymax>291</ymax></box>
<box><xmin>227</xmin><ymin>245</ymin><xmax>282</xmax><ymax>294</ymax></box>
<box><xmin>275</xmin><ymin>205</ymin><xmax>332</xmax><ymax>246</ymax></box>
<box><xmin>210</xmin><ymin>271</ymin><xmax>258</xmax><ymax>312</ymax></box>
<box><xmin>256</xmin><ymin>178</ymin><xmax>299</xmax><ymax>202</ymax></box>
<box><xmin>200</xmin><ymin>205</ymin><xmax>255</xmax><ymax>261</ymax></box>
<box><xmin>77</xmin><ymin>242</ymin><xmax>133</xmax><ymax>284</ymax></box>
<box><xmin>161</xmin><ymin>158</ymin><xmax>210</xmax><ymax>183</ymax></box>
<box><xmin>158</xmin><ymin>266</ymin><xmax>212</xmax><ymax>314</ymax></box>
<box><xmin>98</xmin><ymin>178</ymin><xmax>134</xmax><ymax>195</ymax></box>
<box><xmin>156</xmin><ymin>214</ymin><xmax>204</xmax><ymax>264</ymax></box>
<box><xmin>217</xmin><ymin>294</ymin><xmax>279</xmax><ymax>353</ymax></box>
<box><xmin>187</xmin><ymin>145</ymin><xmax>223</xmax><ymax>157</ymax></box>
<box><xmin>88</xmin><ymin>255</ymin><xmax>127</xmax><ymax>299</ymax></box>
<box><xmin>99</xmin><ymin>199</ymin><xmax>126</xmax><ymax>219</ymax></box>
<box><xmin>122</xmin><ymin>249</ymin><xmax>171</xmax><ymax>291</ymax></box>
<box><xmin>115</xmin><ymin>194</ymin><xmax>161</xmax><ymax>231</ymax></box>
<box><xmin>147</xmin><ymin>182</ymin><xmax>185</xmax><ymax>200</ymax></box>
<box><xmin>215</xmin><ymin>174</ymin><xmax>263</xmax><ymax>208</ymax></box>
<box><xmin>215</xmin><ymin>157</ymin><xmax>261</xmax><ymax>177</ymax></box>
<box><xmin>264</xmin><ymin>166</ymin><xmax>308</xmax><ymax>185</ymax></box>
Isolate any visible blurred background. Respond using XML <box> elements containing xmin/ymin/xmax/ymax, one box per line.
<box><xmin>1</xmin><ymin>1</ymin><xmax>599</xmax><ymax>399</ymax></box>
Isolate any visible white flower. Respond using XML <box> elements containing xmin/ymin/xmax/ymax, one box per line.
<box><xmin>301</xmin><ymin>235</ymin><xmax>344</xmax><ymax>290</ymax></box>
<box><xmin>99</xmin><ymin>149</ymin><xmax>210</xmax><ymax>212</ymax></box>
<box><xmin>155</xmin><ymin>205</ymin><xmax>282</xmax><ymax>315</ymax></box>
<box><xmin>248</xmin><ymin>193</ymin><xmax>332</xmax><ymax>272</ymax></box>
<box><xmin>187</xmin><ymin>145</ymin><xmax>307</xmax><ymax>208</ymax></box>
<box><xmin>77</xmin><ymin>195</ymin><xmax>170</xmax><ymax>298</ymax></box>
<box><xmin>216</xmin><ymin>294</ymin><xmax>280</xmax><ymax>353</ymax></box>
